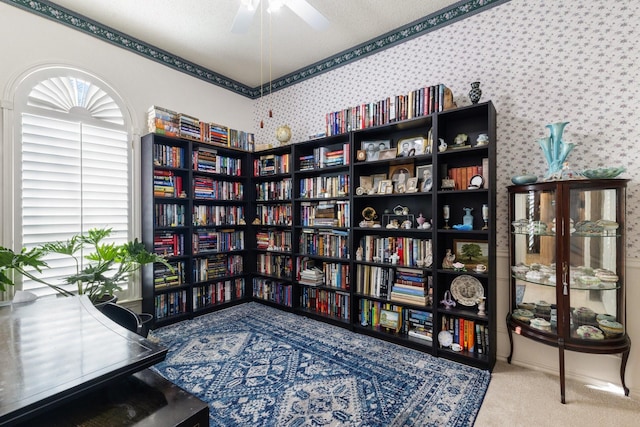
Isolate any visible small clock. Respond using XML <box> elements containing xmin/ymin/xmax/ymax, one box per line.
<box><xmin>357</xmin><ymin>150</ymin><xmax>366</xmax><ymax>161</ymax></box>
<box><xmin>276</xmin><ymin>125</ymin><xmax>292</xmax><ymax>144</ymax></box>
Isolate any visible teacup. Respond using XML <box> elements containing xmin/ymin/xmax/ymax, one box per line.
<box><xmin>451</xmin><ymin>343</ymin><xmax>462</xmax><ymax>352</ymax></box>
<box><xmin>475</xmin><ymin>264</ymin><xmax>487</xmax><ymax>273</ymax></box>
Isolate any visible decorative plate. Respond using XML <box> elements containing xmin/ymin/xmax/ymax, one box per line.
<box><xmin>581</xmin><ymin>166</ymin><xmax>625</xmax><ymax>179</ymax></box>
<box><xmin>450</xmin><ymin>275</ymin><xmax>484</xmax><ymax>306</ymax></box>
<box><xmin>437</xmin><ymin>330</ymin><xmax>453</xmax><ymax>348</ymax></box>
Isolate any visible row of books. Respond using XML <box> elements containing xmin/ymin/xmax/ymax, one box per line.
<box><xmin>192</xmin><ymin>278</ymin><xmax>245</xmax><ymax>310</ymax></box>
<box><xmin>296</xmin><ymin>257</ymin><xmax>350</xmax><ymax>290</ymax></box>
<box><xmin>255</xmin><ymin>204</ymin><xmax>292</xmax><ymax>226</ymax></box>
<box><xmin>299</xmin><ymin>144</ymin><xmax>351</xmax><ymax>170</ymax></box>
<box><xmin>445</xmin><ymin>160</ymin><xmax>489</xmax><ymax>191</ymax></box>
<box><xmin>154</xmin><ymin>231</ymin><xmax>184</xmax><ymax>257</ymax></box>
<box><xmin>255</xmin><ymin>178</ymin><xmax>293</xmax><ymax>201</ymax></box>
<box><xmin>155</xmin><ymin>203</ymin><xmax>186</xmax><ymax>227</ymax></box>
<box><xmin>154</xmin><ymin>170</ymin><xmax>183</xmax><ymax>198</ymax></box>
<box><xmin>192</xmin><ymin>147</ymin><xmax>243</xmax><ymax>176</ymax></box>
<box><xmin>256</xmin><ymin>230</ymin><xmax>292</xmax><ymax>251</ymax></box>
<box><xmin>299</xmin><ymin>174</ymin><xmax>350</xmax><ymax>199</ymax></box>
<box><xmin>153</xmin><ymin>260</ymin><xmax>186</xmax><ymax>289</ymax></box>
<box><xmin>193</xmin><ymin>177</ymin><xmax>244</xmax><ymax>201</ymax></box>
<box><xmin>325</xmin><ymin>84</ymin><xmax>453</xmax><ymax>136</ymax></box>
<box><xmin>256</xmin><ymin>253</ymin><xmax>293</xmax><ymax>279</ymax></box>
<box><xmin>192</xmin><ymin>229</ymin><xmax>244</xmax><ymax>253</ymax></box>
<box><xmin>298</xmin><ymin>228</ymin><xmax>349</xmax><ymax>258</ymax></box>
<box><xmin>441</xmin><ymin>314</ymin><xmax>489</xmax><ymax>355</ymax></box>
<box><xmin>147</xmin><ymin>106</ymin><xmax>255</xmax><ymax>151</ymax></box>
<box><xmin>154</xmin><ymin>144</ymin><xmax>185</xmax><ymax>168</ymax></box>
<box><xmin>252</xmin><ymin>278</ymin><xmax>293</xmax><ymax>307</ymax></box>
<box><xmin>154</xmin><ymin>289</ymin><xmax>188</xmax><ymax>320</ymax></box>
<box><xmin>359</xmin><ymin>235</ymin><xmax>433</xmax><ymax>267</ymax></box>
<box><xmin>300</xmin><ymin>287</ymin><xmax>350</xmax><ymax>320</ymax></box>
<box><xmin>193</xmin><ymin>253</ymin><xmax>243</xmax><ymax>282</ymax></box>
<box><xmin>254</xmin><ymin>153</ymin><xmax>291</xmax><ymax>176</ymax></box>
<box><xmin>299</xmin><ymin>200</ymin><xmax>350</xmax><ymax>227</ymax></box>
<box><xmin>193</xmin><ymin>204</ymin><xmax>244</xmax><ymax>227</ymax></box>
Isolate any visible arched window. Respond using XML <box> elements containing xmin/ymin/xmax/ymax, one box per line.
<box><xmin>11</xmin><ymin>67</ymin><xmax>133</xmax><ymax>299</ymax></box>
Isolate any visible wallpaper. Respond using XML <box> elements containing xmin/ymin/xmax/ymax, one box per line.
<box><xmin>253</xmin><ymin>0</ymin><xmax>640</xmax><ymax>257</ymax></box>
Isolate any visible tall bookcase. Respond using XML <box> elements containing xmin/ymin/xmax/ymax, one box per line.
<box><xmin>141</xmin><ymin>134</ymin><xmax>251</xmax><ymax>327</ymax></box>
<box><xmin>250</xmin><ymin>145</ymin><xmax>295</xmax><ymax>308</ymax></box>
<box><xmin>141</xmin><ymin>101</ymin><xmax>496</xmax><ymax>370</ymax></box>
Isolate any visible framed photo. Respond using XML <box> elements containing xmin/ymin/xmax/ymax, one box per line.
<box><xmin>406</xmin><ymin>177</ymin><xmax>419</xmax><ymax>193</ymax></box>
<box><xmin>453</xmin><ymin>239</ymin><xmax>489</xmax><ymax>270</ymax></box>
<box><xmin>371</xmin><ymin>173</ymin><xmax>387</xmax><ymax>193</ymax></box>
<box><xmin>416</xmin><ymin>164</ymin><xmax>433</xmax><ymax>192</ymax></box>
<box><xmin>379</xmin><ymin>148</ymin><xmax>397</xmax><ymax>160</ymax></box>
<box><xmin>380</xmin><ymin>309</ymin><xmax>401</xmax><ymax>331</ymax></box>
<box><xmin>397</xmin><ymin>137</ymin><xmax>426</xmax><ymax>157</ymax></box>
<box><xmin>388</xmin><ymin>163</ymin><xmax>415</xmax><ymax>193</ymax></box>
<box><xmin>378</xmin><ymin>179</ymin><xmax>393</xmax><ymax>194</ymax></box>
<box><xmin>359</xmin><ymin>176</ymin><xmax>374</xmax><ymax>192</ymax></box>
<box><xmin>361</xmin><ymin>140</ymin><xmax>390</xmax><ymax>162</ymax></box>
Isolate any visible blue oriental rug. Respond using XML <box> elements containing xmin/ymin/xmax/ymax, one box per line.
<box><xmin>149</xmin><ymin>302</ymin><xmax>489</xmax><ymax>426</ymax></box>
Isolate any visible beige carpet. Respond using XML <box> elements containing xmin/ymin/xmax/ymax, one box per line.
<box><xmin>475</xmin><ymin>361</ymin><xmax>640</xmax><ymax>426</ymax></box>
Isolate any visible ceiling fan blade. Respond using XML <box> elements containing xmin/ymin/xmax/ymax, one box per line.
<box><xmin>286</xmin><ymin>0</ymin><xmax>330</xmax><ymax>30</ymax></box>
<box><xmin>231</xmin><ymin>2</ymin><xmax>259</xmax><ymax>33</ymax></box>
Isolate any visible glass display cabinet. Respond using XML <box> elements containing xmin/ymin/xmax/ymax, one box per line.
<box><xmin>507</xmin><ymin>179</ymin><xmax>630</xmax><ymax>403</ymax></box>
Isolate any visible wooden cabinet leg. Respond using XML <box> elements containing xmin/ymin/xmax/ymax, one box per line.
<box><xmin>620</xmin><ymin>339</ymin><xmax>631</xmax><ymax>396</ymax></box>
<box><xmin>506</xmin><ymin>315</ymin><xmax>514</xmax><ymax>364</ymax></box>
<box><xmin>558</xmin><ymin>339</ymin><xmax>566</xmax><ymax>404</ymax></box>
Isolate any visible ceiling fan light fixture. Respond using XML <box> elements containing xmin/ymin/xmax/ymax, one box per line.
<box><xmin>267</xmin><ymin>0</ymin><xmax>285</xmax><ymax>14</ymax></box>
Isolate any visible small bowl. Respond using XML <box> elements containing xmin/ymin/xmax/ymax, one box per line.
<box><xmin>511</xmin><ymin>174</ymin><xmax>538</xmax><ymax>185</ymax></box>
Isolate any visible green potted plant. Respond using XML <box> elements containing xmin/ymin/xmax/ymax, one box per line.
<box><xmin>1</xmin><ymin>228</ymin><xmax>170</xmax><ymax>305</ymax></box>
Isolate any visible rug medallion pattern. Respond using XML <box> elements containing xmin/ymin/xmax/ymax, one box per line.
<box><xmin>150</xmin><ymin>303</ymin><xmax>489</xmax><ymax>426</ymax></box>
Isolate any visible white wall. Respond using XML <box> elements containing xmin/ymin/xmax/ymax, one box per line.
<box><xmin>1</xmin><ymin>0</ymin><xmax>639</xmax><ymax>396</ymax></box>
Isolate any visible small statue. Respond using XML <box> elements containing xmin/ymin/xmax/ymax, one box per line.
<box><xmin>438</xmin><ymin>138</ymin><xmax>447</xmax><ymax>152</ymax></box>
<box><xmin>442</xmin><ymin>249</ymin><xmax>455</xmax><ymax>269</ymax></box>
<box><xmin>356</xmin><ymin>246</ymin><xmax>363</xmax><ymax>261</ymax></box>
<box><xmin>389</xmin><ymin>252</ymin><xmax>400</xmax><ymax>265</ymax></box>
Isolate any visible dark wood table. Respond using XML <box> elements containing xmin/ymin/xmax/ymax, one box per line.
<box><xmin>0</xmin><ymin>295</ymin><xmax>169</xmax><ymax>425</ymax></box>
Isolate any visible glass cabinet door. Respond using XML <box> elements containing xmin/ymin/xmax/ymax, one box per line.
<box><xmin>568</xmin><ymin>187</ymin><xmax>624</xmax><ymax>341</ymax></box>
<box><xmin>510</xmin><ymin>188</ymin><xmax>557</xmax><ymax>332</ymax></box>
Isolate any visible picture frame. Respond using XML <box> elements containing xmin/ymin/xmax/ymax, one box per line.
<box><xmin>397</xmin><ymin>136</ymin><xmax>426</xmax><ymax>157</ymax></box>
<box><xmin>378</xmin><ymin>179</ymin><xmax>393</xmax><ymax>194</ymax></box>
<box><xmin>416</xmin><ymin>164</ymin><xmax>433</xmax><ymax>192</ymax></box>
<box><xmin>359</xmin><ymin>176</ymin><xmax>374</xmax><ymax>192</ymax></box>
<box><xmin>379</xmin><ymin>308</ymin><xmax>401</xmax><ymax>332</ymax></box>
<box><xmin>361</xmin><ymin>140</ymin><xmax>390</xmax><ymax>162</ymax></box>
<box><xmin>388</xmin><ymin>163</ymin><xmax>415</xmax><ymax>193</ymax></box>
<box><xmin>371</xmin><ymin>173</ymin><xmax>387</xmax><ymax>193</ymax></box>
<box><xmin>453</xmin><ymin>239</ymin><xmax>489</xmax><ymax>270</ymax></box>
<box><xmin>378</xmin><ymin>148</ymin><xmax>397</xmax><ymax>160</ymax></box>
<box><xmin>406</xmin><ymin>177</ymin><xmax>419</xmax><ymax>193</ymax></box>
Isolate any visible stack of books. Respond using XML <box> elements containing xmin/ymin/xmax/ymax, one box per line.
<box><xmin>148</xmin><ymin>105</ymin><xmax>179</xmax><ymax>137</ymax></box>
<box><xmin>406</xmin><ymin>309</ymin><xmax>433</xmax><ymax>341</ymax></box>
<box><xmin>209</xmin><ymin>123</ymin><xmax>229</xmax><ymax>146</ymax></box>
<box><xmin>299</xmin><ymin>268</ymin><xmax>324</xmax><ymax>286</ymax></box>
<box><xmin>313</xmin><ymin>202</ymin><xmax>337</xmax><ymax>227</ymax></box>
<box><xmin>389</xmin><ymin>268</ymin><xmax>431</xmax><ymax>306</ymax></box>
<box><xmin>178</xmin><ymin>114</ymin><xmax>201</xmax><ymax>141</ymax></box>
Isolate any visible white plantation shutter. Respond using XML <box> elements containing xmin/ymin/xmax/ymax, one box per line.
<box><xmin>18</xmin><ymin>74</ymin><xmax>131</xmax><ymax>297</ymax></box>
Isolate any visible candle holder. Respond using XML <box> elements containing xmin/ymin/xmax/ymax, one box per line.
<box><xmin>482</xmin><ymin>203</ymin><xmax>489</xmax><ymax>230</ymax></box>
<box><xmin>443</xmin><ymin>204</ymin><xmax>451</xmax><ymax>229</ymax></box>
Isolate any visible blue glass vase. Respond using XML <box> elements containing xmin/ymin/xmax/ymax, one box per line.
<box><xmin>538</xmin><ymin>122</ymin><xmax>574</xmax><ymax>179</ymax></box>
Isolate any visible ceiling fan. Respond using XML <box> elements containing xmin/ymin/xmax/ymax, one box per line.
<box><xmin>232</xmin><ymin>0</ymin><xmax>330</xmax><ymax>33</ymax></box>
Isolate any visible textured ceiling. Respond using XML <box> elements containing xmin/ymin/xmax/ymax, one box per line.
<box><xmin>6</xmin><ymin>0</ymin><xmax>506</xmax><ymax>97</ymax></box>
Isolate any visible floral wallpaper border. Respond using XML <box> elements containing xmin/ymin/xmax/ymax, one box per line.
<box><xmin>1</xmin><ymin>0</ymin><xmax>509</xmax><ymax>99</ymax></box>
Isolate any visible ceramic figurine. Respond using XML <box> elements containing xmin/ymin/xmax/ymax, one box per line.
<box><xmin>442</xmin><ymin>249</ymin><xmax>455</xmax><ymax>269</ymax></box>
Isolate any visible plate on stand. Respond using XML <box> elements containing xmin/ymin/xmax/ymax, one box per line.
<box><xmin>450</xmin><ymin>275</ymin><xmax>484</xmax><ymax>306</ymax></box>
